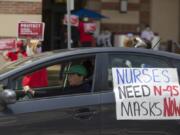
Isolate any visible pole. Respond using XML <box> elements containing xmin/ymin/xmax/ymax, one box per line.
<box><xmin>67</xmin><ymin>0</ymin><xmax>71</xmax><ymax>49</ymax></box>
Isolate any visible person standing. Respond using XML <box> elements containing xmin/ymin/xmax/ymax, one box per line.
<box><xmin>123</xmin><ymin>33</ymin><xmax>135</xmax><ymax>48</ymax></box>
<box><xmin>2</xmin><ymin>40</ymin><xmax>27</xmax><ymax>91</ymax></box>
<box><xmin>140</xmin><ymin>25</ymin><xmax>155</xmax><ymax>49</ymax></box>
<box><xmin>62</xmin><ymin>27</ymin><xmax>79</xmax><ymax>49</ymax></box>
<box><xmin>22</xmin><ymin>39</ymin><xmax>48</xmax><ymax>95</ymax></box>
<box><xmin>78</xmin><ymin>18</ymin><xmax>95</xmax><ymax>47</ymax></box>
<box><xmin>97</xmin><ymin>29</ymin><xmax>112</xmax><ymax>47</ymax></box>
<box><xmin>4</xmin><ymin>40</ymin><xmax>27</xmax><ymax>61</ymax></box>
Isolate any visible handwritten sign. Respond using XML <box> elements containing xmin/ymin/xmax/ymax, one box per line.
<box><xmin>112</xmin><ymin>68</ymin><xmax>180</xmax><ymax>120</ymax></box>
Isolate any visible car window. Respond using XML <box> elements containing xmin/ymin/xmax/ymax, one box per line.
<box><xmin>107</xmin><ymin>53</ymin><xmax>171</xmax><ymax>89</ymax></box>
<box><xmin>0</xmin><ymin>50</ymin><xmax>73</xmax><ymax>75</ymax></box>
<box><xmin>171</xmin><ymin>59</ymin><xmax>180</xmax><ymax>80</ymax></box>
<box><xmin>15</xmin><ymin>56</ymin><xmax>95</xmax><ymax>100</ymax></box>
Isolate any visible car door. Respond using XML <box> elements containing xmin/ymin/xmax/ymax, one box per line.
<box><xmin>0</xmin><ymin>54</ymin><xmax>101</xmax><ymax>135</ymax></box>
<box><xmin>100</xmin><ymin>53</ymin><xmax>180</xmax><ymax>135</ymax></box>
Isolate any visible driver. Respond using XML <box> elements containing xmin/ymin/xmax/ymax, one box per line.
<box><xmin>63</xmin><ymin>64</ymin><xmax>91</xmax><ymax>94</ymax></box>
<box><xmin>19</xmin><ymin>64</ymin><xmax>91</xmax><ymax>98</ymax></box>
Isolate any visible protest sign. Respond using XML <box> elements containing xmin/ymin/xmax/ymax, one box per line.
<box><xmin>63</xmin><ymin>15</ymin><xmax>79</xmax><ymax>27</ymax></box>
<box><xmin>84</xmin><ymin>23</ymin><xmax>97</xmax><ymax>34</ymax></box>
<box><xmin>18</xmin><ymin>22</ymin><xmax>45</xmax><ymax>40</ymax></box>
<box><xmin>112</xmin><ymin>68</ymin><xmax>180</xmax><ymax>120</ymax></box>
<box><xmin>0</xmin><ymin>38</ymin><xmax>16</xmax><ymax>51</ymax></box>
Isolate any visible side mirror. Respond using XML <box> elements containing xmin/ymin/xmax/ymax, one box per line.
<box><xmin>0</xmin><ymin>89</ymin><xmax>16</xmax><ymax>105</ymax></box>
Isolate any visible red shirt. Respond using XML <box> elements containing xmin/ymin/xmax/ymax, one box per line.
<box><xmin>78</xmin><ymin>21</ymin><xmax>93</xmax><ymax>44</ymax></box>
<box><xmin>7</xmin><ymin>51</ymin><xmax>27</xmax><ymax>61</ymax></box>
<box><xmin>22</xmin><ymin>68</ymin><xmax>48</xmax><ymax>88</ymax></box>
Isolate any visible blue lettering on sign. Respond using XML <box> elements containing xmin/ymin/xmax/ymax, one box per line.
<box><xmin>162</xmin><ymin>69</ymin><xmax>170</xmax><ymax>83</ymax></box>
<box><xmin>152</xmin><ymin>69</ymin><xmax>160</xmax><ymax>83</ymax></box>
<box><xmin>133</xmin><ymin>69</ymin><xmax>143</xmax><ymax>83</ymax></box>
<box><xmin>115</xmin><ymin>68</ymin><xmax>171</xmax><ymax>85</ymax></box>
<box><xmin>125</xmin><ymin>69</ymin><xmax>133</xmax><ymax>84</ymax></box>
<box><xmin>142</xmin><ymin>68</ymin><xmax>152</xmax><ymax>83</ymax></box>
<box><xmin>116</xmin><ymin>68</ymin><xmax>125</xmax><ymax>84</ymax></box>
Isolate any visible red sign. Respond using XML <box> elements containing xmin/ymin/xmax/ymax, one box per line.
<box><xmin>18</xmin><ymin>22</ymin><xmax>45</xmax><ymax>40</ymax></box>
<box><xmin>0</xmin><ymin>38</ymin><xmax>16</xmax><ymax>51</ymax></box>
<box><xmin>84</xmin><ymin>23</ymin><xmax>97</xmax><ymax>33</ymax></box>
<box><xmin>63</xmin><ymin>15</ymin><xmax>79</xmax><ymax>27</ymax></box>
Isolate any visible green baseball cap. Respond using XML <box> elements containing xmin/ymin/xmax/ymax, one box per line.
<box><xmin>65</xmin><ymin>65</ymin><xmax>88</xmax><ymax>77</ymax></box>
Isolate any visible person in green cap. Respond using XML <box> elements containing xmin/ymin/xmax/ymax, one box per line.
<box><xmin>19</xmin><ymin>64</ymin><xmax>91</xmax><ymax>98</ymax></box>
<box><xmin>65</xmin><ymin>65</ymin><xmax>87</xmax><ymax>86</ymax></box>
<box><xmin>62</xmin><ymin>64</ymin><xmax>91</xmax><ymax>94</ymax></box>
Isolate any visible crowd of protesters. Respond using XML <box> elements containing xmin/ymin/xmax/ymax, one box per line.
<box><xmin>62</xmin><ymin>16</ymin><xmax>155</xmax><ymax>49</ymax></box>
<box><xmin>1</xmin><ymin>38</ymin><xmax>48</xmax><ymax>99</ymax></box>
<box><xmin>1</xmin><ymin>19</ymin><xmax>155</xmax><ymax>62</ymax></box>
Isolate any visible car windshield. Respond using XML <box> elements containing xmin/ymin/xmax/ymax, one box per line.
<box><xmin>0</xmin><ymin>48</ymin><xmax>76</xmax><ymax>75</ymax></box>
<box><xmin>0</xmin><ymin>52</ymin><xmax>53</xmax><ymax>74</ymax></box>
<box><xmin>1</xmin><ymin>48</ymin><xmax>71</xmax><ymax>75</ymax></box>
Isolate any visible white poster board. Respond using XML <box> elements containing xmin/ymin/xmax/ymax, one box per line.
<box><xmin>112</xmin><ymin>68</ymin><xmax>180</xmax><ymax>120</ymax></box>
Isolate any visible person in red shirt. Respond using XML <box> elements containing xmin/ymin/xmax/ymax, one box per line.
<box><xmin>5</xmin><ymin>40</ymin><xmax>27</xmax><ymax>61</ymax></box>
<box><xmin>22</xmin><ymin>39</ymin><xmax>48</xmax><ymax>93</ymax></box>
<box><xmin>78</xmin><ymin>20</ymin><xmax>95</xmax><ymax>47</ymax></box>
<box><xmin>22</xmin><ymin>68</ymin><xmax>48</xmax><ymax>88</ymax></box>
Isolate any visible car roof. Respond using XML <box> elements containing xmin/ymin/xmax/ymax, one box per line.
<box><xmin>51</xmin><ymin>47</ymin><xmax>180</xmax><ymax>59</ymax></box>
<box><xmin>0</xmin><ymin>47</ymin><xmax>180</xmax><ymax>79</ymax></box>
<box><xmin>20</xmin><ymin>47</ymin><xmax>179</xmax><ymax>65</ymax></box>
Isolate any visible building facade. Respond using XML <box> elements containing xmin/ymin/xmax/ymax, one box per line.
<box><xmin>0</xmin><ymin>0</ymin><xmax>179</xmax><ymax>50</ymax></box>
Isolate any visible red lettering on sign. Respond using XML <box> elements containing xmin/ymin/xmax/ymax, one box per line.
<box><xmin>154</xmin><ymin>86</ymin><xmax>162</xmax><ymax>96</ymax></box>
<box><xmin>153</xmin><ymin>85</ymin><xmax>179</xmax><ymax>96</ymax></box>
<box><xmin>164</xmin><ymin>98</ymin><xmax>180</xmax><ymax>117</ymax></box>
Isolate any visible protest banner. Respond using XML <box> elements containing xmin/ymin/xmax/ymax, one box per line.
<box><xmin>18</xmin><ymin>22</ymin><xmax>45</xmax><ymax>41</ymax></box>
<box><xmin>112</xmin><ymin>68</ymin><xmax>180</xmax><ymax>120</ymax></box>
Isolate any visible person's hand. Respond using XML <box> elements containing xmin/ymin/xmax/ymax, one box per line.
<box><xmin>23</xmin><ymin>85</ymin><xmax>35</xmax><ymax>96</ymax></box>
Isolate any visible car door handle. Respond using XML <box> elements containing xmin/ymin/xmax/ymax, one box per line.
<box><xmin>74</xmin><ymin>108</ymin><xmax>97</xmax><ymax>120</ymax></box>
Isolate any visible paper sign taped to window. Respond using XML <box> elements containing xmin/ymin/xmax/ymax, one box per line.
<box><xmin>112</xmin><ymin>68</ymin><xmax>180</xmax><ymax>120</ymax></box>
